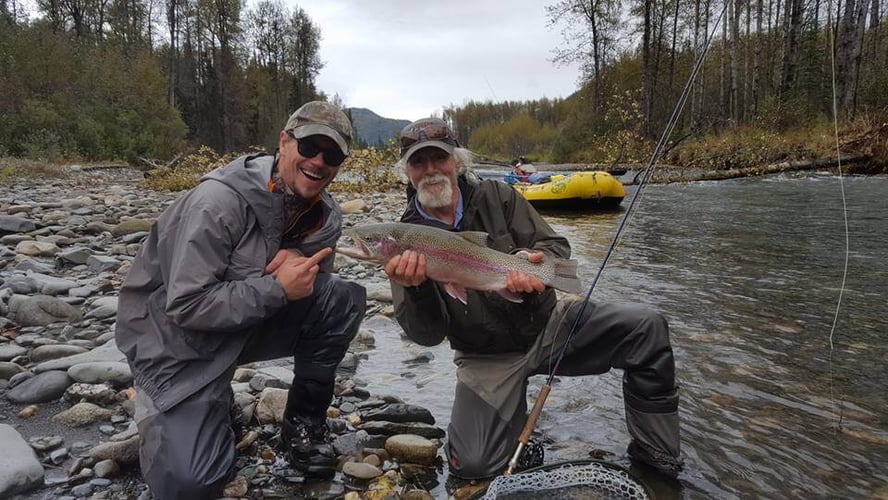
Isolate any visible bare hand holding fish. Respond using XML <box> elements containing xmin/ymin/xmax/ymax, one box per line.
<box><xmin>384</xmin><ymin>250</ymin><xmax>428</xmax><ymax>288</ymax></box>
<box><xmin>507</xmin><ymin>251</ymin><xmax>547</xmax><ymax>293</ymax></box>
<box><xmin>338</xmin><ymin>223</ymin><xmax>581</xmax><ymax>304</ymax></box>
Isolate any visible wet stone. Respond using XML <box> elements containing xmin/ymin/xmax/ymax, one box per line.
<box><xmin>0</xmin><ymin>343</ymin><xmax>28</xmax><ymax>361</ymax></box>
<box><xmin>70</xmin><ymin>483</ymin><xmax>93</xmax><ymax>497</ymax></box>
<box><xmin>358</xmin><ymin>421</ymin><xmax>445</xmax><ymax>439</ymax></box>
<box><xmin>90</xmin><ymin>477</ymin><xmax>113</xmax><ymax>487</ymax></box>
<box><xmin>63</xmin><ymin>382</ymin><xmax>120</xmax><ymax>406</ymax></box>
<box><xmin>6</xmin><ymin>369</ymin><xmax>72</xmax><ymax>404</ymax></box>
<box><xmin>361</xmin><ymin>403</ymin><xmax>435</xmax><ymax>425</ymax></box>
<box><xmin>43</xmin><ymin>468</ymin><xmax>70</xmax><ymax>486</ymax></box>
<box><xmin>52</xmin><ymin>402</ymin><xmax>116</xmax><ymax>427</ymax></box>
<box><xmin>70</xmin><ymin>441</ymin><xmax>93</xmax><ymax>456</ymax></box>
<box><xmin>31</xmin><ymin>344</ymin><xmax>89</xmax><ymax>363</ymax></box>
<box><xmin>0</xmin><ymin>214</ymin><xmax>37</xmax><ymax>233</ymax></box>
<box><xmin>28</xmin><ymin>435</ymin><xmax>64</xmax><ymax>452</ymax></box>
<box><xmin>49</xmin><ymin>447</ymin><xmax>69</xmax><ymax>464</ymax></box>
<box><xmin>385</xmin><ymin>434</ymin><xmax>439</xmax><ymax>466</ymax></box>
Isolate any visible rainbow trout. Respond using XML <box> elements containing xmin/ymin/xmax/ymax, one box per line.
<box><xmin>338</xmin><ymin>222</ymin><xmax>583</xmax><ymax>304</ymax></box>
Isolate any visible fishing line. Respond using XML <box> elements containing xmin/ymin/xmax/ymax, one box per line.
<box><xmin>485</xmin><ymin>77</ymin><xmax>500</xmax><ymax>102</ymax></box>
<box><xmin>825</xmin><ymin>0</ymin><xmax>850</xmax><ymax>431</ymax></box>
<box><xmin>507</xmin><ymin>1</ymin><xmax>729</xmax><ymax>475</ymax></box>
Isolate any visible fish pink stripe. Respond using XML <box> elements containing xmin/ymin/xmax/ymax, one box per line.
<box><xmin>412</xmin><ymin>242</ymin><xmax>507</xmax><ymax>273</ymax></box>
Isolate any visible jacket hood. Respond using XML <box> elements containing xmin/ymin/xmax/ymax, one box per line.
<box><xmin>201</xmin><ymin>153</ymin><xmax>342</xmax><ymax>252</ymax></box>
<box><xmin>202</xmin><ymin>153</ymin><xmax>280</xmax><ymax>241</ymax></box>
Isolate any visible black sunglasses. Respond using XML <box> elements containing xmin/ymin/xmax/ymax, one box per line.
<box><xmin>290</xmin><ymin>133</ymin><xmax>346</xmax><ymax>167</ymax></box>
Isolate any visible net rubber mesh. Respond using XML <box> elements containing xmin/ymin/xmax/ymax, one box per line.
<box><xmin>482</xmin><ymin>460</ymin><xmax>650</xmax><ymax>500</ymax></box>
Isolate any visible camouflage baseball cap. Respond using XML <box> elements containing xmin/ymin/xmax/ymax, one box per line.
<box><xmin>285</xmin><ymin>101</ymin><xmax>353</xmax><ymax>155</ymax></box>
<box><xmin>398</xmin><ymin>118</ymin><xmax>459</xmax><ymax>163</ymax></box>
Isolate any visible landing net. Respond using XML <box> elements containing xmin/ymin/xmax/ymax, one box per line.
<box><xmin>482</xmin><ymin>460</ymin><xmax>650</xmax><ymax>500</ymax></box>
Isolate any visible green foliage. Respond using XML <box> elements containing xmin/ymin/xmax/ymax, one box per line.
<box><xmin>550</xmin><ymin>88</ymin><xmax>652</xmax><ymax>163</ymax></box>
<box><xmin>855</xmin><ymin>60</ymin><xmax>888</xmax><ymax>113</ymax></box>
<box><xmin>444</xmin><ymin>98</ymin><xmax>567</xmax><ymax>153</ymax></box>
<box><xmin>0</xmin><ymin>24</ymin><xmax>186</xmax><ymax>161</ymax></box>
<box><xmin>468</xmin><ymin>114</ymin><xmax>556</xmax><ymax>160</ymax></box>
<box><xmin>754</xmin><ymin>95</ymin><xmax>822</xmax><ymax>131</ymax></box>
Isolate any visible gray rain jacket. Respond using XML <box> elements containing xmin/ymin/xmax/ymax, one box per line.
<box><xmin>115</xmin><ymin>153</ymin><xmax>342</xmax><ymax>413</ymax></box>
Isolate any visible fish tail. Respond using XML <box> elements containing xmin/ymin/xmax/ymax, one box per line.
<box><xmin>550</xmin><ymin>259</ymin><xmax>583</xmax><ymax>294</ymax></box>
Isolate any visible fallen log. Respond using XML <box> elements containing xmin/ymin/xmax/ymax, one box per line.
<box><xmin>692</xmin><ymin>155</ymin><xmax>870</xmax><ymax>181</ymax></box>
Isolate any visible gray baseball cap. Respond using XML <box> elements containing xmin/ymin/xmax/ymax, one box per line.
<box><xmin>285</xmin><ymin>101</ymin><xmax>353</xmax><ymax>155</ymax></box>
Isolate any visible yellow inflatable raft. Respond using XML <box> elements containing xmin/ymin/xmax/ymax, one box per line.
<box><xmin>513</xmin><ymin>171</ymin><xmax>625</xmax><ymax>210</ymax></box>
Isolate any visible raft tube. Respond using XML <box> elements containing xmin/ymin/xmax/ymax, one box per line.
<box><xmin>513</xmin><ymin>171</ymin><xmax>626</xmax><ymax>210</ymax></box>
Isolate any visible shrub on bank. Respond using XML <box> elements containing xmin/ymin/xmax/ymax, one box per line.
<box><xmin>140</xmin><ymin>146</ymin><xmax>247</xmax><ymax>192</ymax></box>
<box><xmin>666</xmin><ymin>121</ymin><xmax>838</xmax><ymax>170</ymax></box>
<box><xmin>0</xmin><ymin>158</ymin><xmax>67</xmax><ymax>184</ymax></box>
<box><xmin>331</xmin><ymin>146</ymin><xmax>403</xmax><ymax>193</ymax></box>
<box><xmin>141</xmin><ymin>145</ymin><xmax>403</xmax><ymax>193</ymax></box>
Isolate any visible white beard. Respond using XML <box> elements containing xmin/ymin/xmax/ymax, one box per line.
<box><xmin>416</xmin><ymin>174</ymin><xmax>453</xmax><ymax>208</ymax></box>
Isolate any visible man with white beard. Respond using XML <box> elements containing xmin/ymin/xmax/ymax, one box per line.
<box><xmin>382</xmin><ymin>117</ymin><xmax>684</xmax><ymax>493</ymax></box>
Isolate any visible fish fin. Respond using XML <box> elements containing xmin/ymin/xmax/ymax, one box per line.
<box><xmin>443</xmin><ymin>282</ymin><xmax>468</xmax><ymax>305</ymax></box>
<box><xmin>550</xmin><ymin>258</ymin><xmax>584</xmax><ymax>294</ymax></box>
<box><xmin>457</xmin><ymin>231</ymin><xmax>490</xmax><ymax>247</ymax></box>
<box><xmin>496</xmin><ymin>288</ymin><xmax>524</xmax><ymax>303</ymax></box>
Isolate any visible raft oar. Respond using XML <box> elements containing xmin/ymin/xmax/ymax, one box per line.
<box><xmin>504</xmin><ymin>2</ymin><xmax>727</xmax><ymax>476</ymax></box>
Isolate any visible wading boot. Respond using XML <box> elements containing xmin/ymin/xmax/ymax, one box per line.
<box><xmin>281</xmin><ymin>415</ymin><xmax>337</xmax><ymax>480</ymax></box>
<box><xmin>627</xmin><ymin>439</ymin><xmax>683</xmax><ymax>478</ymax></box>
<box><xmin>229</xmin><ymin>397</ymin><xmax>245</xmax><ymax>439</ymax></box>
<box><xmin>625</xmin><ymin>389</ymin><xmax>684</xmax><ymax>478</ymax></box>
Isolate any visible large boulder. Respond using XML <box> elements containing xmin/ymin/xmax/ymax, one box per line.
<box><xmin>0</xmin><ymin>424</ymin><xmax>45</xmax><ymax>496</ymax></box>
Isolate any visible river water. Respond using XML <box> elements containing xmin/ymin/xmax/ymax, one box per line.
<box><xmin>352</xmin><ymin>172</ymin><xmax>888</xmax><ymax>499</ymax></box>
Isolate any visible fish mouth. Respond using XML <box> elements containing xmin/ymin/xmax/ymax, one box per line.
<box><xmin>337</xmin><ymin>231</ymin><xmax>371</xmax><ymax>259</ymax></box>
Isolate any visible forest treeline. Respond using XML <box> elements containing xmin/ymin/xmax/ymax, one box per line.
<box><xmin>448</xmin><ymin>0</ymin><xmax>887</xmax><ymax>165</ymax></box>
<box><xmin>1</xmin><ymin>0</ymin><xmax>886</xmax><ymax>167</ymax></box>
<box><xmin>0</xmin><ymin>0</ymin><xmax>326</xmax><ymax>160</ymax></box>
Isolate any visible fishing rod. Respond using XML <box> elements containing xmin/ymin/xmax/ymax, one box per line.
<box><xmin>505</xmin><ymin>2</ymin><xmax>730</xmax><ymax>475</ymax></box>
<box><xmin>825</xmin><ymin>0</ymin><xmax>850</xmax><ymax>432</ymax></box>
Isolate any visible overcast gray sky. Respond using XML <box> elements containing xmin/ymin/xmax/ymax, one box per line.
<box><xmin>292</xmin><ymin>1</ymin><xmax>583</xmax><ymax>121</ymax></box>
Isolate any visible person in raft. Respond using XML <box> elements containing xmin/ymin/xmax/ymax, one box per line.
<box><xmin>115</xmin><ymin>101</ymin><xmax>366</xmax><ymax>498</ymax></box>
<box><xmin>382</xmin><ymin>117</ymin><xmax>684</xmax><ymax>489</ymax></box>
<box><xmin>504</xmin><ymin>156</ymin><xmax>536</xmax><ymax>184</ymax></box>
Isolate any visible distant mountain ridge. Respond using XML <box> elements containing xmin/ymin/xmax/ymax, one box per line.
<box><xmin>348</xmin><ymin>107</ymin><xmax>410</xmax><ymax>147</ymax></box>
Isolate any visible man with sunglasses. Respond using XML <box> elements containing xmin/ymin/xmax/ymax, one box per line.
<box><xmin>384</xmin><ymin>118</ymin><xmax>683</xmax><ymax>490</ymax></box>
<box><xmin>116</xmin><ymin>101</ymin><xmax>366</xmax><ymax>498</ymax></box>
